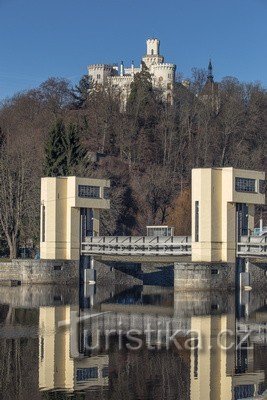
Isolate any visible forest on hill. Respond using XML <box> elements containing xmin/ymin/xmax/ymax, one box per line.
<box><xmin>0</xmin><ymin>65</ymin><xmax>266</xmax><ymax>258</ymax></box>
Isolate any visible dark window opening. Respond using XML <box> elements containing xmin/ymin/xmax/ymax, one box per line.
<box><xmin>81</xmin><ymin>208</ymin><xmax>94</xmax><ymax>240</ymax></box>
<box><xmin>40</xmin><ymin>337</ymin><xmax>44</xmax><ymax>360</ymax></box>
<box><xmin>211</xmin><ymin>269</ymin><xmax>219</xmax><ymax>275</ymax></box>
<box><xmin>235</xmin><ymin>177</ymin><xmax>256</xmax><ymax>193</ymax></box>
<box><xmin>211</xmin><ymin>304</ymin><xmax>219</xmax><ymax>310</ymax></box>
<box><xmin>103</xmin><ymin>187</ymin><xmax>110</xmax><ymax>199</ymax></box>
<box><xmin>194</xmin><ymin>339</ymin><xmax>198</xmax><ymax>378</ymax></box>
<box><xmin>236</xmin><ymin>203</ymin><xmax>249</xmax><ymax>236</ymax></box>
<box><xmin>42</xmin><ymin>205</ymin><xmax>45</xmax><ymax>242</ymax></box>
<box><xmin>102</xmin><ymin>366</ymin><xmax>109</xmax><ymax>377</ymax></box>
<box><xmin>78</xmin><ymin>185</ymin><xmax>100</xmax><ymax>199</ymax></box>
<box><xmin>234</xmin><ymin>384</ymin><xmax>254</xmax><ymax>400</ymax></box>
<box><xmin>54</xmin><ymin>265</ymin><xmax>62</xmax><ymax>271</ymax></box>
<box><xmin>76</xmin><ymin>367</ymin><xmax>98</xmax><ymax>382</ymax></box>
<box><xmin>259</xmin><ymin>179</ymin><xmax>266</xmax><ymax>194</ymax></box>
<box><xmin>195</xmin><ymin>201</ymin><xmax>199</xmax><ymax>242</ymax></box>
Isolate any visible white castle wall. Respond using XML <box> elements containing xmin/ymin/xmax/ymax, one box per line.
<box><xmin>87</xmin><ymin>39</ymin><xmax>176</xmax><ymax>104</ymax></box>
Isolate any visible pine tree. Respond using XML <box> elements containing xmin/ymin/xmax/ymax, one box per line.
<box><xmin>62</xmin><ymin>123</ymin><xmax>87</xmax><ymax>175</ymax></box>
<box><xmin>127</xmin><ymin>62</ymin><xmax>153</xmax><ymax>114</ymax></box>
<box><xmin>43</xmin><ymin>120</ymin><xmax>66</xmax><ymax>177</ymax></box>
<box><xmin>72</xmin><ymin>75</ymin><xmax>90</xmax><ymax>109</ymax></box>
<box><xmin>43</xmin><ymin>121</ymin><xmax>87</xmax><ymax>177</ymax></box>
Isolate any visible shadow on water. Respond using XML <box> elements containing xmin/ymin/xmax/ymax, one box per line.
<box><xmin>142</xmin><ymin>265</ymin><xmax>174</xmax><ymax>287</ymax></box>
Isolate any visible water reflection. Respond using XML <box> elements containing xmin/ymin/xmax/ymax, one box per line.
<box><xmin>0</xmin><ymin>284</ymin><xmax>266</xmax><ymax>399</ymax></box>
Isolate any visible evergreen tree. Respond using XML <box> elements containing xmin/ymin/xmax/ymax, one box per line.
<box><xmin>127</xmin><ymin>62</ymin><xmax>154</xmax><ymax>114</ymax></box>
<box><xmin>72</xmin><ymin>74</ymin><xmax>90</xmax><ymax>109</ymax></box>
<box><xmin>43</xmin><ymin>121</ymin><xmax>87</xmax><ymax>176</ymax></box>
<box><xmin>62</xmin><ymin>123</ymin><xmax>87</xmax><ymax>175</ymax></box>
<box><xmin>43</xmin><ymin>120</ymin><xmax>66</xmax><ymax>177</ymax></box>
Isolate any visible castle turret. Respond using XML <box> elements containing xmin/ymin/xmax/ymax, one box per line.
<box><xmin>146</xmin><ymin>38</ymin><xmax>160</xmax><ymax>56</ymax></box>
<box><xmin>142</xmin><ymin>38</ymin><xmax>164</xmax><ymax>67</ymax></box>
<box><xmin>151</xmin><ymin>63</ymin><xmax>176</xmax><ymax>104</ymax></box>
<box><xmin>120</xmin><ymin>61</ymin><xmax>125</xmax><ymax>77</ymax></box>
<box><xmin>87</xmin><ymin>64</ymin><xmax>113</xmax><ymax>85</ymax></box>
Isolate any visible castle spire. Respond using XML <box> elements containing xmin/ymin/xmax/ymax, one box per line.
<box><xmin>207</xmin><ymin>59</ymin><xmax>214</xmax><ymax>83</ymax></box>
<box><xmin>131</xmin><ymin>60</ymin><xmax>134</xmax><ymax>76</ymax></box>
<box><xmin>120</xmin><ymin>61</ymin><xmax>124</xmax><ymax>77</ymax></box>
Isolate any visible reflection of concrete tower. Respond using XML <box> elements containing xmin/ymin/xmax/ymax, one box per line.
<box><xmin>190</xmin><ymin>313</ymin><xmax>265</xmax><ymax>400</ymax></box>
<box><xmin>39</xmin><ymin>306</ymin><xmax>109</xmax><ymax>393</ymax></box>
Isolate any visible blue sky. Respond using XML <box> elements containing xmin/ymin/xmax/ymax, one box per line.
<box><xmin>0</xmin><ymin>0</ymin><xmax>266</xmax><ymax>100</ymax></box>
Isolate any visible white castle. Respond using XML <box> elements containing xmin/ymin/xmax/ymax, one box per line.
<box><xmin>87</xmin><ymin>38</ymin><xmax>176</xmax><ymax>105</ymax></box>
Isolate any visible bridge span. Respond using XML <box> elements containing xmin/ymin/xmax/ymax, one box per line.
<box><xmin>81</xmin><ymin>235</ymin><xmax>267</xmax><ymax>259</ymax></box>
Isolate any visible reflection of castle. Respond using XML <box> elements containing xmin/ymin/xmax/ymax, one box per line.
<box><xmin>39</xmin><ymin>306</ymin><xmax>109</xmax><ymax>393</ymax></box>
<box><xmin>87</xmin><ymin>38</ymin><xmax>176</xmax><ymax>105</ymax></box>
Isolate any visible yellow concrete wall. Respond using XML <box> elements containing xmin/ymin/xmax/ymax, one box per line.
<box><xmin>40</xmin><ymin>176</ymin><xmax>110</xmax><ymax>261</ymax></box>
<box><xmin>192</xmin><ymin>168</ymin><xmax>266</xmax><ymax>263</ymax></box>
<box><xmin>190</xmin><ymin>313</ymin><xmax>265</xmax><ymax>400</ymax></box>
<box><xmin>39</xmin><ymin>305</ymin><xmax>109</xmax><ymax>392</ymax></box>
<box><xmin>39</xmin><ymin>306</ymin><xmax>76</xmax><ymax>392</ymax></box>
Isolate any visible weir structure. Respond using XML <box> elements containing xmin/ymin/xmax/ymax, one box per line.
<box><xmin>40</xmin><ymin>168</ymin><xmax>266</xmax><ymax>290</ymax></box>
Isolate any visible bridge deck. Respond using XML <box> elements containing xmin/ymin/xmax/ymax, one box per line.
<box><xmin>81</xmin><ymin>236</ymin><xmax>191</xmax><ymax>256</ymax></box>
<box><xmin>81</xmin><ymin>235</ymin><xmax>267</xmax><ymax>258</ymax></box>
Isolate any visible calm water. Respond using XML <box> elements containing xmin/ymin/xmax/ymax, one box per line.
<box><xmin>0</xmin><ymin>283</ymin><xmax>267</xmax><ymax>400</ymax></box>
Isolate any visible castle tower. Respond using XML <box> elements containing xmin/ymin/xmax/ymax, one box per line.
<box><xmin>142</xmin><ymin>38</ymin><xmax>164</xmax><ymax>67</ymax></box>
<box><xmin>151</xmin><ymin>63</ymin><xmax>176</xmax><ymax>103</ymax></box>
<box><xmin>147</xmin><ymin>38</ymin><xmax>160</xmax><ymax>56</ymax></box>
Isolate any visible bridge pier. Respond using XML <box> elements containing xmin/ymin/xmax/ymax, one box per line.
<box><xmin>174</xmin><ymin>262</ymin><xmax>236</xmax><ymax>291</ymax></box>
<box><xmin>240</xmin><ymin>259</ymin><xmax>267</xmax><ymax>291</ymax></box>
<box><xmin>79</xmin><ymin>255</ymin><xmax>96</xmax><ymax>285</ymax></box>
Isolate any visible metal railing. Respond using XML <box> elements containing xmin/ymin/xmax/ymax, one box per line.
<box><xmin>81</xmin><ymin>236</ymin><xmax>191</xmax><ymax>256</ymax></box>
<box><xmin>81</xmin><ymin>235</ymin><xmax>267</xmax><ymax>258</ymax></box>
<box><xmin>237</xmin><ymin>235</ymin><xmax>267</xmax><ymax>257</ymax></box>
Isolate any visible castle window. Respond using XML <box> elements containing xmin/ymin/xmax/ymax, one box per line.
<box><xmin>97</xmin><ymin>74</ymin><xmax>101</xmax><ymax>80</ymax></box>
<box><xmin>151</xmin><ymin>49</ymin><xmax>154</xmax><ymax>55</ymax></box>
<box><xmin>167</xmin><ymin>83</ymin><xmax>172</xmax><ymax>90</ymax></box>
<box><xmin>159</xmin><ymin>76</ymin><xmax>163</xmax><ymax>82</ymax></box>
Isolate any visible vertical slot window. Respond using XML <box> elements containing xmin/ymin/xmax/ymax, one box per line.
<box><xmin>195</xmin><ymin>201</ymin><xmax>199</xmax><ymax>242</ymax></box>
<box><xmin>42</xmin><ymin>205</ymin><xmax>46</xmax><ymax>242</ymax></box>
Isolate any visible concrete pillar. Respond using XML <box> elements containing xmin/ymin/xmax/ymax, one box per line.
<box><xmin>174</xmin><ymin>262</ymin><xmax>236</xmax><ymax>291</ymax></box>
<box><xmin>79</xmin><ymin>256</ymin><xmax>96</xmax><ymax>310</ymax></box>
